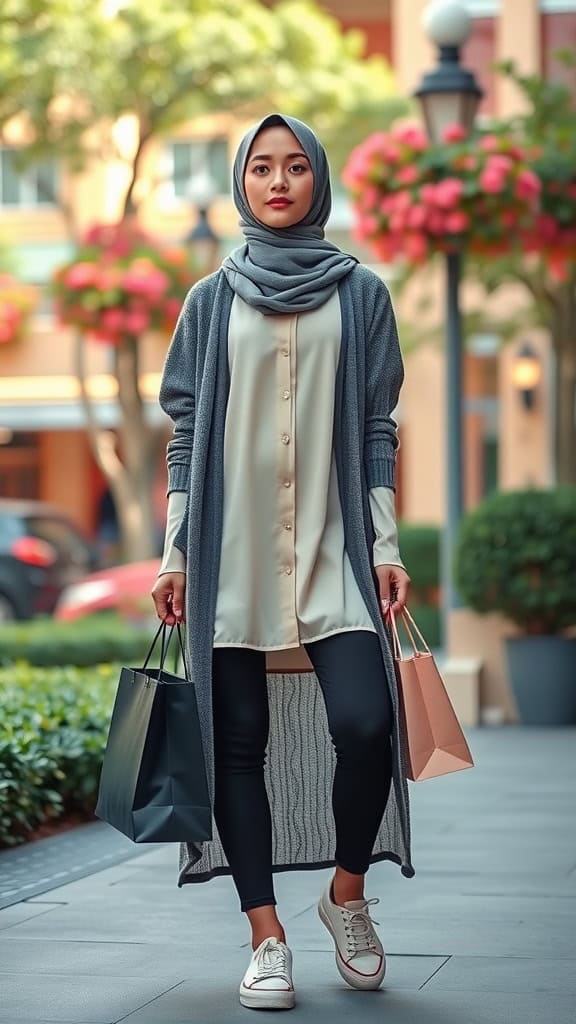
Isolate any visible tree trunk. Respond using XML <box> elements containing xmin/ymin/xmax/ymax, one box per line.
<box><xmin>552</xmin><ymin>284</ymin><xmax>576</xmax><ymax>486</ymax></box>
<box><xmin>113</xmin><ymin>336</ymin><xmax>158</xmax><ymax>562</ymax></box>
<box><xmin>75</xmin><ymin>330</ymin><xmax>160</xmax><ymax>562</ymax></box>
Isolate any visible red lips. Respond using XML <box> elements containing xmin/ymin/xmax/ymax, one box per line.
<box><xmin>266</xmin><ymin>199</ymin><xmax>293</xmax><ymax>208</ymax></box>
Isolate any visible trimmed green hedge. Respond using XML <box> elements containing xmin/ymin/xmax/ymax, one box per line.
<box><xmin>398</xmin><ymin>523</ymin><xmax>441</xmax><ymax>647</ymax></box>
<box><xmin>0</xmin><ymin>614</ymin><xmax>154</xmax><ymax>667</ymax></box>
<box><xmin>0</xmin><ymin>662</ymin><xmax>118</xmax><ymax>847</ymax></box>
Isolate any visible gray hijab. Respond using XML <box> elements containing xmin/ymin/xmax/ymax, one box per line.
<box><xmin>221</xmin><ymin>113</ymin><xmax>357</xmax><ymax>314</ymax></box>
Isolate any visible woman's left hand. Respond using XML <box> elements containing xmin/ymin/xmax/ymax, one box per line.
<box><xmin>375</xmin><ymin>564</ymin><xmax>411</xmax><ymax>618</ymax></box>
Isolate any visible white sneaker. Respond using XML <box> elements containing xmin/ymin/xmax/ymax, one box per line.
<box><xmin>239</xmin><ymin>936</ymin><xmax>295</xmax><ymax>1010</ymax></box>
<box><xmin>318</xmin><ymin>880</ymin><xmax>386</xmax><ymax>990</ymax></box>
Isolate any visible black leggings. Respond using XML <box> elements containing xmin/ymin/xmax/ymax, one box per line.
<box><xmin>212</xmin><ymin>630</ymin><xmax>394</xmax><ymax>912</ymax></box>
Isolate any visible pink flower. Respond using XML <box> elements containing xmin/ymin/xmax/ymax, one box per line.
<box><xmin>486</xmin><ymin>155</ymin><xmax>514</xmax><ymax>176</ymax></box>
<box><xmin>342</xmin><ymin>151</ymin><xmax>372</xmax><ymax>187</ymax></box>
<box><xmin>124</xmin><ymin>310</ymin><xmax>150</xmax><ymax>334</ymax></box>
<box><xmin>428</xmin><ymin>211</ymin><xmax>447</xmax><ymax>235</ymax></box>
<box><xmin>480</xmin><ymin>168</ymin><xmax>506</xmax><ymax>194</ymax></box>
<box><xmin>65</xmin><ymin>262</ymin><xmax>97</xmax><ymax>289</ymax></box>
<box><xmin>360</xmin><ymin>213</ymin><xmax>380</xmax><ymax>237</ymax></box>
<box><xmin>404</xmin><ymin>233</ymin><xmax>428</xmax><ymax>262</ymax></box>
<box><xmin>445</xmin><ymin>211</ymin><xmax>469</xmax><ymax>233</ymax></box>
<box><xmin>392</xmin><ymin>124</ymin><xmax>428</xmax><ymax>151</ymax></box>
<box><xmin>407</xmin><ymin>204</ymin><xmax>429</xmax><ymax>230</ymax></box>
<box><xmin>123</xmin><ymin>264</ymin><xmax>169</xmax><ymax>301</ymax></box>
<box><xmin>479</xmin><ymin>134</ymin><xmax>499</xmax><ymax>152</ymax></box>
<box><xmin>392</xmin><ymin>189</ymin><xmax>412</xmax><ymax>212</ymax></box>
<box><xmin>397</xmin><ymin>165</ymin><xmax>419</xmax><ymax>185</ymax></box>
<box><xmin>420</xmin><ymin>183</ymin><xmax>438</xmax><ymax>205</ymax></box>
<box><xmin>101</xmin><ymin>308</ymin><xmax>126</xmax><ymax>332</ymax></box>
<box><xmin>371</xmin><ymin>237</ymin><xmax>397</xmax><ymax>263</ymax></box>
<box><xmin>382</xmin><ymin>143</ymin><xmax>401</xmax><ymax>163</ymax></box>
<box><xmin>390</xmin><ymin>211</ymin><xmax>409</xmax><ymax>233</ymax></box>
<box><xmin>537</xmin><ymin>214</ymin><xmax>560</xmax><ymax>244</ymax></box>
<box><xmin>515</xmin><ymin>168</ymin><xmax>541</xmax><ymax>200</ymax></box>
<box><xmin>443</xmin><ymin>123</ymin><xmax>467</xmax><ymax>143</ymax></box>
<box><xmin>164</xmin><ymin>298</ymin><xmax>183</xmax><ymax>322</ymax></box>
<box><xmin>434</xmin><ymin>178</ymin><xmax>464</xmax><ymax>209</ymax></box>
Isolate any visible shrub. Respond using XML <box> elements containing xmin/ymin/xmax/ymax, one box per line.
<box><xmin>0</xmin><ymin>663</ymin><xmax>118</xmax><ymax>847</ymax></box>
<box><xmin>455</xmin><ymin>487</ymin><xmax>576</xmax><ymax>635</ymax></box>
<box><xmin>397</xmin><ymin>523</ymin><xmax>441</xmax><ymax>647</ymax></box>
<box><xmin>0</xmin><ymin>613</ymin><xmax>153</xmax><ymax>667</ymax></box>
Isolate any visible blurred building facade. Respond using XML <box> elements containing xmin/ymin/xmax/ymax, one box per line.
<box><xmin>0</xmin><ymin>0</ymin><xmax>574</xmax><ymax>542</ymax></box>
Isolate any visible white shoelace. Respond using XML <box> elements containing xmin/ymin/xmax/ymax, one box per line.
<box><xmin>342</xmin><ymin>898</ymin><xmax>381</xmax><ymax>956</ymax></box>
<box><xmin>255</xmin><ymin>938</ymin><xmax>290</xmax><ymax>982</ymax></box>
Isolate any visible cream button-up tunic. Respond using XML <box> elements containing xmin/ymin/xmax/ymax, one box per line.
<box><xmin>157</xmin><ymin>292</ymin><xmax>403</xmax><ymax>651</ymax></box>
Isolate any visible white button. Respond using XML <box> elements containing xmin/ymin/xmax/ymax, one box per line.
<box><xmin>283</xmin><ymin>480</ymin><xmax>291</xmax><ymax>488</ymax></box>
<box><xmin>281</xmin><ymin>348</ymin><xmax>289</xmax><ymax>357</ymax></box>
<box><xmin>283</xmin><ymin>522</ymin><xmax>292</xmax><ymax>531</ymax></box>
<box><xmin>281</xmin><ymin>434</ymin><xmax>291</xmax><ymax>445</ymax></box>
<box><xmin>282</xmin><ymin>390</ymin><xmax>290</xmax><ymax>400</ymax></box>
<box><xmin>284</xmin><ymin>566</ymin><xmax>293</xmax><ymax>575</ymax></box>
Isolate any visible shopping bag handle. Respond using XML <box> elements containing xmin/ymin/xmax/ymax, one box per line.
<box><xmin>142</xmin><ymin>620</ymin><xmax>189</xmax><ymax>677</ymax></box>
<box><xmin>387</xmin><ymin>607</ymin><xmax>430</xmax><ymax>660</ymax></box>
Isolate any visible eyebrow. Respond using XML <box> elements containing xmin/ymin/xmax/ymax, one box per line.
<box><xmin>249</xmin><ymin>152</ymin><xmax>309</xmax><ymax>162</ymax></box>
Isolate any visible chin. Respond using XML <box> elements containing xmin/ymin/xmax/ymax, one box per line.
<box><xmin>260</xmin><ymin>208</ymin><xmax>300</xmax><ymax>229</ymax></box>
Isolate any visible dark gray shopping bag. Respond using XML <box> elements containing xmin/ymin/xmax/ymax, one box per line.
<box><xmin>95</xmin><ymin>621</ymin><xmax>212</xmax><ymax>843</ymax></box>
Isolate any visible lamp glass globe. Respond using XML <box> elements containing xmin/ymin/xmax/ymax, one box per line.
<box><xmin>423</xmin><ymin>1</ymin><xmax>472</xmax><ymax>48</ymax></box>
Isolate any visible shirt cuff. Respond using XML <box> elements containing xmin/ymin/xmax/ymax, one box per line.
<box><xmin>368</xmin><ymin>486</ymin><xmax>404</xmax><ymax>569</ymax></box>
<box><xmin>158</xmin><ymin>491</ymin><xmax>187</xmax><ymax>575</ymax></box>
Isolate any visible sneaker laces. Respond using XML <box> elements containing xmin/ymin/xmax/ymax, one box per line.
<box><xmin>342</xmin><ymin>898</ymin><xmax>381</xmax><ymax>957</ymax></box>
<box><xmin>255</xmin><ymin>938</ymin><xmax>289</xmax><ymax>982</ymax></box>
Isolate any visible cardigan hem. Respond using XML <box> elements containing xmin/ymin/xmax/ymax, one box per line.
<box><xmin>177</xmin><ymin>849</ymin><xmax>416</xmax><ymax>888</ymax></box>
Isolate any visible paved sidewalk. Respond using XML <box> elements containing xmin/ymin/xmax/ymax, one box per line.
<box><xmin>1</xmin><ymin>726</ymin><xmax>575</xmax><ymax>1023</ymax></box>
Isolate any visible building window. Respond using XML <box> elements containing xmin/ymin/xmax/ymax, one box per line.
<box><xmin>0</xmin><ymin>148</ymin><xmax>58</xmax><ymax>208</ymax></box>
<box><xmin>168</xmin><ymin>139</ymin><xmax>230</xmax><ymax>199</ymax></box>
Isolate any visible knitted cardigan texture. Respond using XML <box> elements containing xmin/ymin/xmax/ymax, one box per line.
<box><xmin>158</xmin><ymin>264</ymin><xmax>415</xmax><ymax>885</ymax></box>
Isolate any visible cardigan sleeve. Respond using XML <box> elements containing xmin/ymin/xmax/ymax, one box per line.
<box><xmin>158</xmin><ymin>289</ymin><xmax>197</xmax><ymax>494</ymax></box>
<box><xmin>364</xmin><ymin>280</ymin><xmax>404</xmax><ymax>491</ymax></box>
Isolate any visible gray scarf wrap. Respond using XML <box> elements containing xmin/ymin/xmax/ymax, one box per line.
<box><xmin>221</xmin><ymin>113</ymin><xmax>357</xmax><ymax>314</ymax></box>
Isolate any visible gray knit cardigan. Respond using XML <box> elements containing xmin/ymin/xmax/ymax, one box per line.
<box><xmin>158</xmin><ymin>264</ymin><xmax>415</xmax><ymax>888</ymax></box>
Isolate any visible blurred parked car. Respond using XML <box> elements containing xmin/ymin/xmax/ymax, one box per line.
<box><xmin>54</xmin><ymin>559</ymin><xmax>161</xmax><ymax>621</ymax></box>
<box><xmin>0</xmin><ymin>500</ymin><xmax>99</xmax><ymax>621</ymax></box>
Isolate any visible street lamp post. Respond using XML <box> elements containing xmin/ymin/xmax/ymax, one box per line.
<box><xmin>185</xmin><ymin>169</ymin><xmax>220</xmax><ymax>275</ymax></box>
<box><xmin>414</xmin><ymin>1</ymin><xmax>483</xmax><ymax>636</ymax></box>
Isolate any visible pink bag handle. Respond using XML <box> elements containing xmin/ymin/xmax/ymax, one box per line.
<box><xmin>388</xmin><ymin>607</ymin><xmax>430</xmax><ymax>659</ymax></box>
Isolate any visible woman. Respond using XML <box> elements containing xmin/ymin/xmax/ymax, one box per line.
<box><xmin>152</xmin><ymin>113</ymin><xmax>414</xmax><ymax>1012</ymax></box>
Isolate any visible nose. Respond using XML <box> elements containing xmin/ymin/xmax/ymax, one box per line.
<box><xmin>270</xmin><ymin>168</ymin><xmax>288</xmax><ymax>192</ymax></box>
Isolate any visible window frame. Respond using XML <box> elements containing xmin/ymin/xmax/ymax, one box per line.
<box><xmin>0</xmin><ymin>147</ymin><xmax>59</xmax><ymax>210</ymax></box>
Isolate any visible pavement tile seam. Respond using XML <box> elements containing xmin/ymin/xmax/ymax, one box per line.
<box><xmin>418</xmin><ymin>955</ymin><xmax>452</xmax><ymax>989</ymax></box>
<box><xmin>114</xmin><ymin>981</ymin><xmax>187</xmax><ymax>1024</ymax></box>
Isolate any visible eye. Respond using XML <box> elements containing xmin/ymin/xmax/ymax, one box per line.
<box><xmin>290</xmin><ymin>163</ymin><xmax>309</xmax><ymax>175</ymax></box>
<box><xmin>252</xmin><ymin>164</ymin><xmax>269</xmax><ymax>175</ymax></box>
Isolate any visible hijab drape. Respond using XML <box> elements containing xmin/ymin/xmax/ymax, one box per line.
<box><xmin>221</xmin><ymin>113</ymin><xmax>357</xmax><ymax>314</ymax></box>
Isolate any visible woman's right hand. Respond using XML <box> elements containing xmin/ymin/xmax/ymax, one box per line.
<box><xmin>151</xmin><ymin>572</ymin><xmax>186</xmax><ymax>626</ymax></box>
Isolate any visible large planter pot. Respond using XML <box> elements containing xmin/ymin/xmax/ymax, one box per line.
<box><xmin>505</xmin><ymin>636</ymin><xmax>576</xmax><ymax>725</ymax></box>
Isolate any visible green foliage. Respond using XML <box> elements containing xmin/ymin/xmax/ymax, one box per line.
<box><xmin>1</xmin><ymin>0</ymin><xmax>405</xmax><ymax>217</ymax></box>
<box><xmin>455</xmin><ymin>488</ymin><xmax>576</xmax><ymax>635</ymax></box>
<box><xmin>397</xmin><ymin>523</ymin><xmax>441</xmax><ymax>648</ymax></box>
<box><xmin>0</xmin><ymin>662</ymin><xmax>118</xmax><ymax>846</ymax></box>
<box><xmin>0</xmin><ymin>613</ymin><xmax>153</xmax><ymax>667</ymax></box>
<box><xmin>398</xmin><ymin>523</ymin><xmax>439</xmax><ymax>596</ymax></box>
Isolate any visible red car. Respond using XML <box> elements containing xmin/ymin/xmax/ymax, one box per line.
<box><xmin>54</xmin><ymin>559</ymin><xmax>161</xmax><ymax>620</ymax></box>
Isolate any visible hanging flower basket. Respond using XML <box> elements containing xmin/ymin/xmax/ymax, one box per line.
<box><xmin>52</xmin><ymin>221</ymin><xmax>199</xmax><ymax>345</ymax></box>
<box><xmin>343</xmin><ymin>122</ymin><xmax>548</xmax><ymax>267</ymax></box>
<box><xmin>0</xmin><ymin>275</ymin><xmax>38</xmax><ymax>345</ymax></box>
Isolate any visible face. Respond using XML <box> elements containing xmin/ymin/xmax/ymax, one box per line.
<box><xmin>243</xmin><ymin>125</ymin><xmax>314</xmax><ymax>229</ymax></box>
